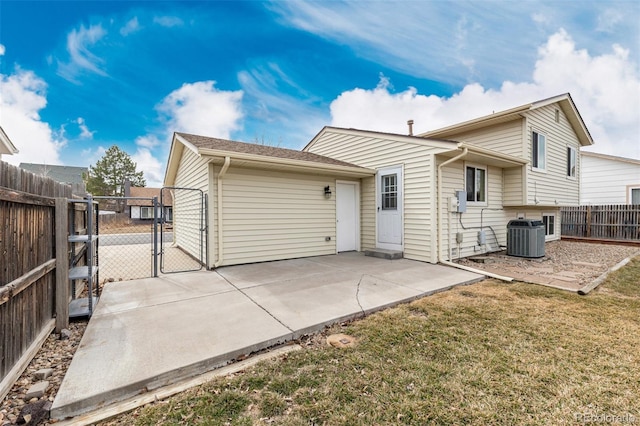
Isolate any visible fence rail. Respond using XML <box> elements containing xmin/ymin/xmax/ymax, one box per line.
<box><xmin>561</xmin><ymin>205</ymin><xmax>640</xmax><ymax>241</ymax></box>
<box><xmin>0</xmin><ymin>161</ymin><xmax>74</xmax><ymax>400</ymax></box>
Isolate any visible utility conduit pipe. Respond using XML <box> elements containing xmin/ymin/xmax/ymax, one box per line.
<box><xmin>214</xmin><ymin>156</ymin><xmax>231</xmax><ymax>268</ymax></box>
<box><xmin>436</xmin><ymin>147</ymin><xmax>513</xmax><ymax>282</ymax></box>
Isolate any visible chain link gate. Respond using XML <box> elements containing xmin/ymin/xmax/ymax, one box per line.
<box><xmin>94</xmin><ymin>195</ymin><xmax>157</xmax><ymax>282</ymax></box>
<box><xmin>94</xmin><ymin>188</ymin><xmax>207</xmax><ymax>281</ymax></box>
<box><xmin>159</xmin><ymin>187</ymin><xmax>207</xmax><ymax>274</ymax></box>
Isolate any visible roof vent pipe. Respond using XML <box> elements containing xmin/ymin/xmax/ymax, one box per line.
<box><xmin>407</xmin><ymin>120</ymin><xmax>414</xmax><ymax>136</ymax></box>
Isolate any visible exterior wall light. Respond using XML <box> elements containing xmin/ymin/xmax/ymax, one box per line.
<box><xmin>324</xmin><ymin>186</ymin><xmax>332</xmax><ymax>198</ymax></box>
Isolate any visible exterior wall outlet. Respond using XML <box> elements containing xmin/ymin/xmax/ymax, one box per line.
<box><xmin>325</xmin><ymin>236</ymin><xmax>331</xmax><ymax>241</ymax></box>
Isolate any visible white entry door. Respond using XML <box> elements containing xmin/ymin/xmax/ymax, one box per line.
<box><xmin>336</xmin><ymin>182</ymin><xmax>359</xmax><ymax>252</ymax></box>
<box><xmin>377</xmin><ymin>166</ymin><xmax>403</xmax><ymax>250</ymax></box>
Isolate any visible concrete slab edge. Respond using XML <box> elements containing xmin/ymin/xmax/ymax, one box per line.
<box><xmin>52</xmin><ymin>344</ymin><xmax>303</xmax><ymax>426</ymax></box>
<box><xmin>51</xmin><ymin>332</ymin><xmax>293</xmax><ymax>420</ymax></box>
<box><xmin>578</xmin><ymin>252</ymin><xmax>640</xmax><ymax>296</ymax></box>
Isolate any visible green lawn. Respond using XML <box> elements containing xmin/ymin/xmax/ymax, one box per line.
<box><xmin>104</xmin><ymin>257</ymin><xmax>640</xmax><ymax>425</ymax></box>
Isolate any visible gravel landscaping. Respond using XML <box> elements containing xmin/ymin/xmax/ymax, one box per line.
<box><xmin>1</xmin><ymin>240</ymin><xmax>637</xmax><ymax>425</ymax></box>
<box><xmin>457</xmin><ymin>240</ymin><xmax>640</xmax><ymax>290</ymax></box>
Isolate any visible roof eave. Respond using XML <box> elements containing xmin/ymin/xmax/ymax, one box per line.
<box><xmin>198</xmin><ymin>148</ymin><xmax>375</xmax><ymax>177</ymax></box>
<box><xmin>0</xmin><ymin>126</ymin><xmax>19</xmax><ymax>155</ymax></box>
<box><xmin>438</xmin><ymin>143</ymin><xmax>529</xmax><ymax>168</ymax></box>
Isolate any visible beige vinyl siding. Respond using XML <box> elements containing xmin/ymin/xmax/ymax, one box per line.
<box><xmin>503</xmin><ymin>167</ymin><xmax>525</xmax><ymax>206</ymax></box>
<box><xmin>447</xmin><ymin>120</ymin><xmax>524</xmax><ymax>157</ymax></box>
<box><xmin>220</xmin><ymin>168</ymin><xmax>336</xmax><ymax>266</ymax></box>
<box><xmin>360</xmin><ymin>176</ymin><xmax>376</xmax><ymax>250</ymax></box>
<box><xmin>439</xmin><ymin>160</ymin><xmax>509</xmax><ymax>260</ymax></box>
<box><xmin>307</xmin><ymin>131</ymin><xmax>446</xmax><ymax>263</ymax></box>
<box><xmin>581</xmin><ymin>154</ymin><xmax>640</xmax><ymax>204</ymax></box>
<box><xmin>525</xmin><ymin>105</ymin><xmax>581</xmax><ymax>206</ymax></box>
<box><xmin>172</xmin><ymin>148</ymin><xmax>209</xmax><ymax>263</ymax></box>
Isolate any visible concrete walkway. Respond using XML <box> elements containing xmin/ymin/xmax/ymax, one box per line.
<box><xmin>51</xmin><ymin>253</ymin><xmax>483</xmax><ymax>420</ymax></box>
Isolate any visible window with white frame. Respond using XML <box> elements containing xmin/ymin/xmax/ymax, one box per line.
<box><xmin>542</xmin><ymin>213</ymin><xmax>555</xmax><ymax>238</ymax></box>
<box><xmin>465</xmin><ymin>165</ymin><xmax>487</xmax><ymax>203</ymax></box>
<box><xmin>566</xmin><ymin>146</ymin><xmax>576</xmax><ymax>178</ymax></box>
<box><xmin>532</xmin><ymin>131</ymin><xmax>546</xmax><ymax>170</ymax></box>
<box><xmin>140</xmin><ymin>206</ymin><xmax>154</xmax><ymax>219</ymax></box>
<box><xmin>630</xmin><ymin>187</ymin><xmax>640</xmax><ymax>205</ymax></box>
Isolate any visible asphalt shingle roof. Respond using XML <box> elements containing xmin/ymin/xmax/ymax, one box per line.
<box><xmin>177</xmin><ymin>133</ymin><xmax>366</xmax><ymax>169</ymax></box>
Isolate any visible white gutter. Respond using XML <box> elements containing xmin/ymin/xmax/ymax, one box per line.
<box><xmin>436</xmin><ymin>146</ymin><xmax>513</xmax><ymax>282</ymax></box>
<box><xmin>213</xmin><ymin>156</ymin><xmax>231</xmax><ymax>268</ymax></box>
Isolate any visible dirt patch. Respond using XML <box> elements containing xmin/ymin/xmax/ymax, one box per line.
<box><xmin>456</xmin><ymin>240</ymin><xmax>640</xmax><ymax>291</ymax></box>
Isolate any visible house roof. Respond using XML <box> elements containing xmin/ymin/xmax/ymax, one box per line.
<box><xmin>0</xmin><ymin>126</ymin><xmax>19</xmax><ymax>156</ymax></box>
<box><xmin>19</xmin><ymin>163</ymin><xmax>87</xmax><ymax>185</ymax></box>
<box><xmin>304</xmin><ymin>126</ymin><xmax>458</xmax><ymax>152</ymax></box>
<box><xmin>581</xmin><ymin>151</ymin><xmax>640</xmax><ymax>166</ymax></box>
<box><xmin>165</xmin><ymin>133</ymin><xmax>375</xmax><ymax>185</ymax></box>
<box><xmin>127</xmin><ymin>187</ymin><xmax>173</xmax><ymax>206</ymax></box>
<box><xmin>419</xmin><ymin>93</ymin><xmax>594</xmax><ymax>147</ymax></box>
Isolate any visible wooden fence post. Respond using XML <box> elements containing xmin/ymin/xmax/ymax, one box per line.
<box><xmin>55</xmin><ymin>198</ymin><xmax>69</xmax><ymax>333</ymax></box>
<box><xmin>586</xmin><ymin>205</ymin><xmax>591</xmax><ymax>238</ymax></box>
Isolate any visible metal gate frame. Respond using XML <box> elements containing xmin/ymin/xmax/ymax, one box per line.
<box><xmin>159</xmin><ymin>187</ymin><xmax>208</xmax><ymax>274</ymax></box>
<box><xmin>93</xmin><ymin>195</ymin><xmax>158</xmax><ymax>278</ymax></box>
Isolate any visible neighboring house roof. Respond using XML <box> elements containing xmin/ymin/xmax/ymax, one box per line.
<box><xmin>306</xmin><ymin>126</ymin><xmax>528</xmax><ymax>169</ymax></box>
<box><xmin>419</xmin><ymin>93</ymin><xmax>594</xmax><ymax>147</ymax></box>
<box><xmin>581</xmin><ymin>151</ymin><xmax>640</xmax><ymax>166</ymax></box>
<box><xmin>19</xmin><ymin>163</ymin><xmax>87</xmax><ymax>185</ymax></box>
<box><xmin>0</xmin><ymin>126</ymin><xmax>19</xmax><ymax>156</ymax></box>
<box><xmin>165</xmin><ymin>133</ymin><xmax>375</xmax><ymax>185</ymax></box>
<box><xmin>127</xmin><ymin>187</ymin><xmax>173</xmax><ymax>206</ymax></box>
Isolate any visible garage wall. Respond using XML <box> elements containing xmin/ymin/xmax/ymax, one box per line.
<box><xmin>173</xmin><ymin>148</ymin><xmax>209</xmax><ymax>262</ymax></box>
<box><xmin>220</xmin><ymin>167</ymin><xmax>337</xmax><ymax>266</ymax></box>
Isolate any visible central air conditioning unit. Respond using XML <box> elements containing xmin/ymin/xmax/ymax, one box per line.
<box><xmin>506</xmin><ymin>219</ymin><xmax>545</xmax><ymax>258</ymax></box>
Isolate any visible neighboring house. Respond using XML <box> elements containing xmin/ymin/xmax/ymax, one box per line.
<box><xmin>580</xmin><ymin>151</ymin><xmax>640</xmax><ymax>205</ymax></box>
<box><xmin>19</xmin><ymin>163</ymin><xmax>87</xmax><ymax>186</ymax></box>
<box><xmin>165</xmin><ymin>93</ymin><xmax>593</xmax><ymax>268</ymax></box>
<box><xmin>0</xmin><ymin>126</ymin><xmax>19</xmax><ymax>160</ymax></box>
<box><xmin>126</xmin><ymin>187</ymin><xmax>173</xmax><ymax>221</ymax></box>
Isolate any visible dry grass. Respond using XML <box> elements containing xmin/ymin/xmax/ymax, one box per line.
<box><xmin>102</xmin><ymin>257</ymin><xmax>640</xmax><ymax>425</ymax></box>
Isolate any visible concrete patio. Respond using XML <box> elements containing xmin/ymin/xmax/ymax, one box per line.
<box><xmin>51</xmin><ymin>252</ymin><xmax>483</xmax><ymax>421</ymax></box>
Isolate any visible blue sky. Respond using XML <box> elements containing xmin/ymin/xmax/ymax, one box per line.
<box><xmin>1</xmin><ymin>0</ymin><xmax>639</xmax><ymax>186</ymax></box>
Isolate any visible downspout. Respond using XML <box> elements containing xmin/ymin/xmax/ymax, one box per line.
<box><xmin>213</xmin><ymin>156</ymin><xmax>231</xmax><ymax>268</ymax></box>
<box><xmin>437</xmin><ymin>147</ymin><xmax>513</xmax><ymax>282</ymax></box>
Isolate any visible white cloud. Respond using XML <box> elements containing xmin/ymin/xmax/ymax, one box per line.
<box><xmin>57</xmin><ymin>23</ymin><xmax>107</xmax><ymax>82</ymax></box>
<box><xmin>157</xmin><ymin>81</ymin><xmax>244</xmax><ymax>139</ymax></box>
<box><xmin>127</xmin><ymin>81</ymin><xmax>244</xmax><ymax>186</ymax></box>
<box><xmin>131</xmin><ymin>147</ymin><xmax>163</xmax><ymax>187</ymax></box>
<box><xmin>0</xmin><ymin>66</ymin><xmax>64</xmax><ymax>165</ymax></box>
<box><xmin>76</xmin><ymin>117</ymin><xmax>95</xmax><ymax>139</ymax></box>
<box><xmin>120</xmin><ymin>17</ymin><xmax>141</xmax><ymax>36</ymax></box>
<box><xmin>0</xmin><ymin>44</ymin><xmax>5</xmax><ymax>56</ymax></box>
<box><xmin>329</xmin><ymin>30</ymin><xmax>640</xmax><ymax>159</ymax></box>
<box><xmin>153</xmin><ymin>16</ymin><xmax>184</xmax><ymax>28</ymax></box>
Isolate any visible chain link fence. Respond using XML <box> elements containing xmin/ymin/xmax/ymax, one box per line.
<box><xmin>95</xmin><ymin>191</ymin><xmax>206</xmax><ymax>283</ymax></box>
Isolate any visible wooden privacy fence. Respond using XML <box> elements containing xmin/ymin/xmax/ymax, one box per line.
<box><xmin>0</xmin><ymin>161</ymin><xmax>75</xmax><ymax>401</ymax></box>
<box><xmin>561</xmin><ymin>205</ymin><xmax>640</xmax><ymax>241</ymax></box>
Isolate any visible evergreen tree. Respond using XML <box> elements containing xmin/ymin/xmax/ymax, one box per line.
<box><xmin>86</xmin><ymin>145</ymin><xmax>145</xmax><ymax>197</ymax></box>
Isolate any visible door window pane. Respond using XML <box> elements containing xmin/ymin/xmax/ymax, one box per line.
<box><xmin>381</xmin><ymin>174</ymin><xmax>397</xmax><ymax>210</ymax></box>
